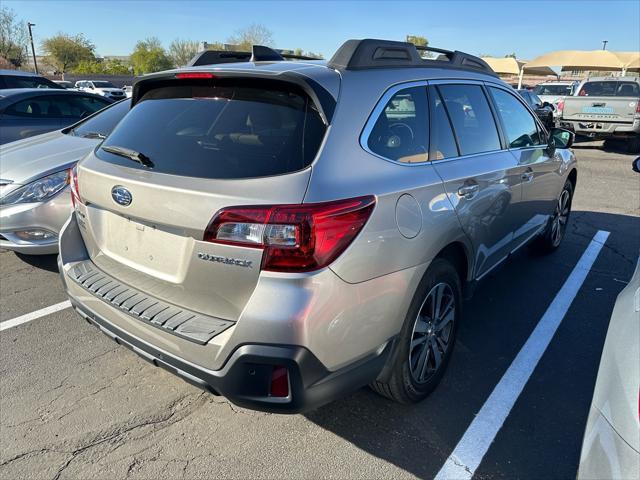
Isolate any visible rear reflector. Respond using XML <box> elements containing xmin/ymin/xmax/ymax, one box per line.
<box><xmin>270</xmin><ymin>366</ymin><xmax>289</xmax><ymax>398</ymax></box>
<box><xmin>204</xmin><ymin>196</ymin><xmax>376</xmax><ymax>272</ymax></box>
<box><xmin>175</xmin><ymin>72</ymin><xmax>216</xmax><ymax>79</ymax></box>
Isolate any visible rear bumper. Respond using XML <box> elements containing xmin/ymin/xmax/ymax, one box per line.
<box><xmin>64</xmin><ymin>276</ymin><xmax>393</xmax><ymax>413</ymax></box>
<box><xmin>560</xmin><ymin>119</ymin><xmax>640</xmax><ymax>138</ymax></box>
<box><xmin>57</xmin><ymin>212</ymin><xmax>405</xmax><ymax>412</ymax></box>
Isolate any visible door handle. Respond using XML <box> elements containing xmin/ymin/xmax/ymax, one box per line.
<box><xmin>457</xmin><ymin>184</ymin><xmax>480</xmax><ymax>199</ymax></box>
<box><xmin>521</xmin><ymin>169</ymin><xmax>534</xmax><ymax>182</ymax></box>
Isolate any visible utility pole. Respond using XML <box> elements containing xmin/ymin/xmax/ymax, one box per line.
<box><xmin>601</xmin><ymin>40</ymin><xmax>608</xmax><ymax>50</ymax></box>
<box><xmin>27</xmin><ymin>22</ymin><xmax>38</xmax><ymax>74</ymax></box>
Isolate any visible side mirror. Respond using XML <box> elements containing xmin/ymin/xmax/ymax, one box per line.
<box><xmin>548</xmin><ymin>128</ymin><xmax>574</xmax><ymax>150</ymax></box>
<box><xmin>633</xmin><ymin>157</ymin><xmax>640</xmax><ymax>173</ymax></box>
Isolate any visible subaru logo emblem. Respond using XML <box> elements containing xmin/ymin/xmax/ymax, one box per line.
<box><xmin>111</xmin><ymin>185</ymin><xmax>132</xmax><ymax>206</ymax></box>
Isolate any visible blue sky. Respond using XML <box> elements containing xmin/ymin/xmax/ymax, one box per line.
<box><xmin>6</xmin><ymin>0</ymin><xmax>640</xmax><ymax>59</ymax></box>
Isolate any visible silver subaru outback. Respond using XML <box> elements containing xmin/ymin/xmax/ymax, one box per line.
<box><xmin>58</xmin><ymin>39</ymin><xmax>577</xmax><ymax>413</ymax></box>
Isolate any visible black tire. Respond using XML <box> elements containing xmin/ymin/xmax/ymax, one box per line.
<box><xmin>627</xmin><ymin>136</ymin><xmax>640</xmax><ymax>154</ymax></box>
<box><xmin>532</xmin><ymin>179</ymin><xmax>573</xmax><ymax>253</ymax></box>
<box><xmin>370</xmin><ymin>258</ymin><xmax>461</xmax><ymax>404</ymax></box>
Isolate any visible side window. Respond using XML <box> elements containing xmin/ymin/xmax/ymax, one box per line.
<box><xmin>530</xmin><ymin>93</ymin><xmax>543</xmax><ymax>106</ymax></box>
<box><xmin>428</xmin><ymin>86</ymin><xmax>459</xmax><ymax>160</ymax></box>
<box><xmin>489</xmin><ymin>87</ymin><xmax>543</xmax><ymax>148</ymax></box>
<box><xmin>366</xmin><ymin>86</ymin><xmax>429</xmax><ymax>163</ymax></box>
<box><xmin>437</xmin><ymin>84</ymin><xmax>501</xmax><ymax>156</ymax></box>
<box><xmin>5</xmin><ymin>98</ymin><xmax>48</xmax><ymax>117</ymax></box>
<box><xmin>69</xmin><ymin>96</ymin><xmax>109</xmax><ymax>117</ymax></box>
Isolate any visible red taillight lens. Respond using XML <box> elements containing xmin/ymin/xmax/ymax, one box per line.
<box><xmin>557</xmin><ymin>100</ymin><xmax>564</xmax><ymax>112</ymax></box>
<box><xmin>204</xmin><ymin>196</ymin><xmax>376</xmax><ymax>272</ymax></box>
<box><xmin>635</xmin><ymin>102</ymin><xmax>640</xmax><ymax>114</ymax></box>
<box><xmin>269</xmin><ymin>366</ymin><xmax>289</xmax><ymax>398</ymax></box>
<box><xmin>70</xmin><ymin>165</ymin><xmax>81</xmax><ymax>207</ymax></box>
<box><xmin>175</xmin><ymin>72</ymin><xmax>216</xmax><ymax>79</ymax></box>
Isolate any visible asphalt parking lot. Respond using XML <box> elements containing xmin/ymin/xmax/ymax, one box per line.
<box><xmin>1</xmin><ymin>141</ymin><xmax>638</xmax><ymax>480</ymax></box>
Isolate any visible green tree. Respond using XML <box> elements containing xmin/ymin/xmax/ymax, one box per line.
<box><xmin>293</xmin><ymin>48</ymin><xmax>323</xmax><ymax>59</ymax></box>
<box><xmin>0</xmin><ymin>6</ymin><xmax>28</xmax><ymax>68</ymax></box>
<box><xmin>103</xmin><ymin>59</ymin><xmax>130</xmax><ymax>74</ymax></box>
<box><xmin>228</xmin><ymin>24</ymin><xmax>274</xmax><ymax>51</ymax></box>
<box><xmin>42</xmin><ymin>33</ymin><xmax>95</xmax><ymax>79</ymax></box>
<box><xmin>73</xmin><ymin>59</ymin><xmax>105</xmax><ymax>74</ymax></box>
<box><xmin>130</xmin><ymin>37</ymin><xmax>172</xmax><ymax>74</ymax></box>
<box><xmin>169</xmin><ymin>38</ymin><xmax>199</xmax><ymax>67</ymax></box>
<box><xmin>406</xmin><ymin>35</ymin><xmax>431</xmax><ymax>58</ymax></box>
<box><xmin>504</xmin><ymin>52</ymin><xmax>517</xmax><ymax>58</ymax></box>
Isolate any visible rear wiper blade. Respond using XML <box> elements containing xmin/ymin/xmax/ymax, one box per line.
<box><xmin>101</xmin><ymin>145</ymin><xmax>154</xmax><ymax>168</ymax></box>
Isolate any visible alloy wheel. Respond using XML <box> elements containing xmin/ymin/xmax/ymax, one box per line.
<box><xmin>408</xmin><ymin>282</ymin><xmax>455</xmax><ymax>384</ymax></box>
<box><xmin>551</xmin><ymin>189</ymin><xmax>571</xmax><ymax>247</ymax></box>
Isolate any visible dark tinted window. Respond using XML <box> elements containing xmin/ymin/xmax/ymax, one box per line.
<box><xmin>1</xmin><ymin>75</ymin><xmax>62</xmax><ymax>89</ymax></box>
<box><xmin>366</xmin><ymin>86</ymin><xmax>428</xmax><ymax>163</ymax></box>
<box><xmin>438</xmin><ymin>84</ymin><xmax>501</xmax><ymax>155</ymax></box>
<box><xmin>428</xmin><ymin>86</ymin><xmax>459</xmax><ymax>160</ymax></box>
<box><xmin>5</xmin><ymin>94</ymin><xmax>109</xmax><ymax>118</ymax></box>
<box><xmin>92</xmin><ymin>81</ymin><xmax>115</xmax><ymax>88</ymax></box>
<box><xmin>97</xmin><ymin>80</ymin><xmax>326</xmax><ymax>179</ymax></box>
<box><xmin>578</xmin><ymin>81</ymin><xmax>640</xmax><ymax>97</ymax></box>
<box><xmin>533</xmin><ymin>84</ymin><xmax>573</xmax><ymax>96</ymax></box>
<box><xmin>70</xmin><ymin>99</ymin><xmax>130</xmax><ymax>138</ymax></box>
<box><xmin>530</xmin><ymin>93</ymin><xmax>543</xmax><ymax>106</ymax></box>
<box><xmin>490</xmin><ymin>87</ymin><xmax>543</xmax><ymax>148</ymax></box>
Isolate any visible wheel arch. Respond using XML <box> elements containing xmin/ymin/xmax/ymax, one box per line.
<box><xmin>567</xmin><ymin>168</ymin><xmax>577</xmax><ymax>190</ymax></box>
<box><xmin>435</xmin><ymin>241</ymin><xmax>472</xmax><ymax>284</ymax></box>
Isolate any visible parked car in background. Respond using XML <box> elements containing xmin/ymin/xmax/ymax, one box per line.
<box><xmin>0</xmin><ymin>99</ymin><xmax>130</xmax><ymax>255</ymax></box>
<box><xmin>53</xmin><ymin>80</ymin><xmax>76</xmax><ymax>89</ymax></box>
<box><xmin>122</xmin><ymin>85</ymin><xmax>133</xmax><ymax>98</ymax></box>
<box><xmin>533</xmin><ymin>81</ymin><xmax>579</xmax><ymax>106</ymax></box>
<box><xmin>517</xmin><ymin>89</ymin><xmax>555</xmax><ymax>129</ymax></box>
<box><xmin>75</xmin><ymin>80</ymin><xmax>127</xmax><ymax>102</ymax></box>
<box><xmin>58</xmin><ymin>40</ymin><xmax>577</xmax><ymax>413</ymax></box>
<box><xmin>0</xmin><ymin>70</ymin><xmax>63</xmax><ymax>90</ymax></box>
<box><xmin>0</xmin><ymin>89</ymin><xmax>111</xmax><ymax>144</ymax></box>
<box><xmin>559</xmin><ymin>77</ymin><xmax>640</xmax><ymax>152</ymax></box>
<box><xmin>577</xmin><ymin>255</ymin><xmax>640</xmax><ymax>479</ymax></box>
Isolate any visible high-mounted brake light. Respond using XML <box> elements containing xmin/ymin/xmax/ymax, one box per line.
<box><xmin>204</xmin><ymin>196</ymin><xmax>376</xmax><ymax>273</ymax></box>
<box><xmin>70</xmin><ymin>164</ymin><xmax>81</xmax><ymax>208</ymax></box>
<box><xmin>175</xmin><ymin>72</ymin><xmax>216</xmax><ymax>79</ymax></box>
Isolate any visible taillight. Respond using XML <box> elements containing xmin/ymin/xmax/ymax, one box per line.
<box><xmin>175</xmin><ymin>72</ymin><xmax>216</xmax><ymax>79</ymax></box>
<box><xmin>557</xmin><ymin>100</ymin><xmax>564</xmax><ymax>112</ymax></box>
<box><xmin>635</xmin><ymin>102</ymin><xmax>640</xmax><ymax>114</ymax></box>
<box><xmin>70</xmin><ymin>165</ymin><xmax>81</xmax><ymax>207</ymax></box>
<box><xmin>204</xmin><ymin>196</ymin><xmax>376</xmax><ymax>273</ymax></box>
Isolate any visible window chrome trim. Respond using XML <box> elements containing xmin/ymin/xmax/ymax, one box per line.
<box><xmin>359</xmin><ymin>80</ymin><xmax>431</xmax><ymax>167</ymax></box>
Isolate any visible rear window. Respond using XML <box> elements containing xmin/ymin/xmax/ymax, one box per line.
<box><xmin>578</xmin><ymin>81</ymin><xmax>640</xmax><ymax>97</ymax></box>
<box><xmin>69</xmin><ymin>99</ymin><xmax>130</xmax><ymax>138</ymax></box>
<box><xmin>1</xmin><ymin>75</ymin><xmax>62</xmax><ymax>89</ymax></box>
<box><xmin>97</xmin><ymin>79</ymin><xmax>326</xmax><ymax>179</ymax></box>
<box><xmin>533</xmin><ymin>84</ymin><xmax>573</xmax><ymax>96</ymax></box>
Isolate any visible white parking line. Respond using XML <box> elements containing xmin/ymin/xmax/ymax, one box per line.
<box><xmin>0</xmin><ymin>300</ymin><xmax>72</xmax><ymax>332</ymax></box>
<box><xmin>435</xmin><ymin>230</ymin><xmax>610</xmax><ymax>480</ymax></box>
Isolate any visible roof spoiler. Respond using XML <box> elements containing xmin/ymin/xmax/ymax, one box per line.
<box><xmin>188</xmin><ymin>45</ymin><xmax>320</xmax><ymax>67</ymax></box>
<box><xmin>327</xmin><ymin>39</ymin><xmax>497</xmax><ymax>76</ymax></box>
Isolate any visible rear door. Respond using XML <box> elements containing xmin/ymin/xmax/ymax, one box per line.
<box><xmin>75</xmin><ymin>76</ymin><xmax>328</xmax><ymax>321</ymax></box>
<box><xmin>488</xmin><ymin>85</ymin><xmax>561</xmax><ymax>247</ymax></box>
<box><xmin>429</xmin><ymin>82</ymin><xmax>524</xmax><ymax>279</ymax></box>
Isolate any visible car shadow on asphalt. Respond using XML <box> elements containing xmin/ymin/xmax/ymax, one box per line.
<box><xmin>15</xmin><ymin>252</ymin><xmax>59</xmax><ymax>273</ymax></box>
<box><xmin>304</xmin><ymin>210</ymin><xmax>639</xmax><ymax>480</ymax></box>
<box><xmin>572</xmin><ymin>138</ymin><xmax>634</xmax><ymax>155</ymax></box>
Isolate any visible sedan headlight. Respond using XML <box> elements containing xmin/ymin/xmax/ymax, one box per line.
<box><xmin>0</xmin><ymin>169</ymin><xmax>70</xmax><ymax>206</ymax></box>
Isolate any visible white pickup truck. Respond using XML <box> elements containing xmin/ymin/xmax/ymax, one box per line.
<box><xmin>559</xmin><ymin>77</ymin><xmax>640</xmax><ymax>152</ymax></box>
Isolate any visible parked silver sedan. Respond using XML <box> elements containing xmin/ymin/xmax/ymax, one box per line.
<box><xmin>0</xmin><ymin>99</ymin><xmax>130</xmax><ymax>254</ymax></box>
<box><xmin>578</xmin><ymin>250</ymin><xmax>640</xmax><ymax>479</ymax></box>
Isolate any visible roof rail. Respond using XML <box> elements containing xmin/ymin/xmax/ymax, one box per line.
<box><xmin>327</xmin><ymin>39</ymin><xmax>497</xmax><ymax>76</ymax></box>
<box><xmin>188</xmin><ymin>45</ymin><xmax>320</xmax><ymax>67</ymax></box>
